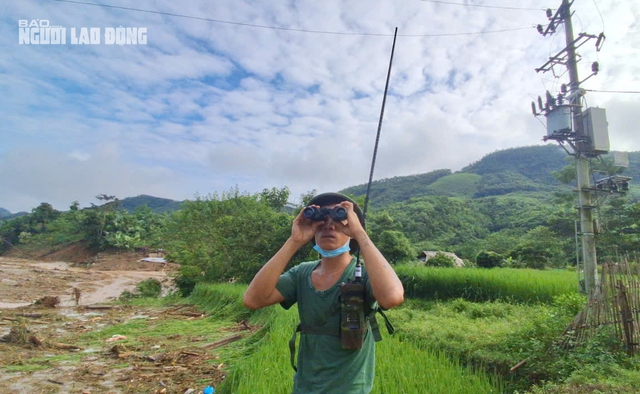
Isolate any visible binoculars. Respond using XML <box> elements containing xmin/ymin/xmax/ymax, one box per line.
<box><xmin>303</xmin><ymin>206</ymin><xmax>348</xmax><ymax>222</ymax></box>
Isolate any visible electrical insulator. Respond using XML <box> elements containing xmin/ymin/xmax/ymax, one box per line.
<box><xmin>546</xmin><ymin>8</ymin><xmax>553</xmax><ymax>19</ymax></box>
<box><xmin>561</xmin><ymin>84</ymin><xmax>567</xmax><ymax>94</ymax></box>
<box><xmin>546</xmin><ymin>91</ymin><xmax>555</xmax><ymax>109</ymax></box>
<box><xmin>538</xmin><ymin>96</ymin><xmax>544</xmax><ymax>112</ymax></box>
<box><xmin>591</xmin><ymin>62</ymin><xmax>599</xmax><ymax>74</ymax></box>
<box><xmin>537</xmin><ymin>24</ymin><xmax>544</xmax><ymax>34</ymax></box>
<box><xmin>596</xmin><ymin>33</ymin><xmax>605</xmax><ymax>51</ymax></box>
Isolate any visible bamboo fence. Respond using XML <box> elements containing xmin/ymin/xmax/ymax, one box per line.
<box><xmin>560</xmin><ymin>261</ymin><xmax>640</xmax><ymax>355</ymax></box>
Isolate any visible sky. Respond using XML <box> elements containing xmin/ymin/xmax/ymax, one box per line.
<box><xmin>1</xmin><ymin>0</ymin><xmax>639</xmax><ymax>213</ymax></box>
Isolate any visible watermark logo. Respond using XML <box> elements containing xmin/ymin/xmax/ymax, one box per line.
<box><xmin>18</xmin><ymin>20</ymin><xmax>147</xmax><ymax>45</ymax></box>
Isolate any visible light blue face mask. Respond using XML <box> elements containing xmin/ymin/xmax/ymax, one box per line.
<box><xmin>313</xmin><ymin>240</ymin><xmax>351</xmax><ymax>258</ymax></box>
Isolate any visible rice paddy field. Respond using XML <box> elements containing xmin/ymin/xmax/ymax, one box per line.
<box><xmin>191</xmin><ymin>283</ymin><xmax>502</xmax><ymax>394</ymax></box>
<box><xmin>395</xmin><ymin>265</ymin><xmax>580</xmax><ymax>303</ymax></box>
<box><xmin>186</xmin><ymin>267</ymin><xmax>596</xmax><ymax>394</ymax></box>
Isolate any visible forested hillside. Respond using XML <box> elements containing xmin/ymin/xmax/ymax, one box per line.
<box><xmin>118</xmin><ymin>195</ymin><xmax>184</xmax><ymax>213</ymax></box>
<box><xmin>0</xmin><ymin>208</ymin><xmax>12</xmax><ymax>218</ymax></box>
<box><xmin>0</xmin><ymin>208</ymin><xmax>28</xmax><ymax>222</ymax></box>
<box><xmin>340</xmin><ymin>168</ymin><xmax>453</xmax><ymax>206</ymax></box>
<box><xmin>340</xmin><ymin>144</ymin><xmax>639</xmax><ymax>264</ymax></box>
<box><xmin>341</xmin><ymin>145</ymin><xmax>639</xmax><ymax>206</ymax></box>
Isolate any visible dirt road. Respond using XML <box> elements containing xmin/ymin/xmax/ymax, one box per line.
<box><xmin>0</xmin><ymin>257</ymin><xmax>171</xmax><ymax>308</ymax></box>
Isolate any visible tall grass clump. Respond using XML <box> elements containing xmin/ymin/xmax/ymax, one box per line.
<box><xmin>216</xmin><ymin>305</ymin><xmax>298</xmax><ymax>394</ymax></box>
<box><xmin>375</xmin><ymin>337</ymin><xmax>501</xmax><ymax>393</ymax></box>
<box><xmin>396</xmin><ymin>265</ymin><xmax>578</xmax><ymax>304</ymax></box>
<box><xmin>189</xmin><ymin>282</ymin><xmax>252</xmax><ymax>319</ymax></box>
<box><xmin>191</xmin><ymin>282</ymin><xmax>298</xmax><ymax>393</ymax></box>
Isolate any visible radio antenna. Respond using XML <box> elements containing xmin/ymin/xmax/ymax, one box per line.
<box><xmin>356</xmin><ymin>27</ymin><xmax>398</xmax><ymax>278</ymax></box>
<box><xmin>363</xmin><ymin>27</ymin><xmax>397</xmax><ymax>220</ymax></box>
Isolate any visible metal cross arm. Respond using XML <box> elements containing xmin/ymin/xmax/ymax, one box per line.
<box><xmin>535</xmin><ymin>33</ymin><xmax>598</xmax><ymax>73</ymax></box>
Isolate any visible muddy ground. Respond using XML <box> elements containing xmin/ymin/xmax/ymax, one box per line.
<box><xmin>0</xmin><ymin>249</ymin><xmax>249</xmax><ymax>393</ymax></box>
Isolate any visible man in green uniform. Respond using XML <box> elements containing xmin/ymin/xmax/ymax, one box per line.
<box><xmin>244</xmin><ymin>193</ymin><xmax>404</xmax><ymax>394</ymax></box>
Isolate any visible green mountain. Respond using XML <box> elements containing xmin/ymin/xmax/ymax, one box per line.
<box><xmin>461</xmin><ymin>144</ymin><xmax>567</xmax><ymax>185</ymax></box>
<box><xmin>118</xmin><ymin>195</ymin><xmax>184</xmax><ymax>213</ymax></box>
<box><xmin>0</xmin><ymin>208</ymin><xmax>12</xmax><ymax>218</ymax></box>
<box><xmin>337</xmin><ymin>144</ymin><xmax>639</xmax><ymax>261</ymax></box>
<box><xmin>341</xmin><ymin>144</ymin><xmax>638</xmax><ymax>206</ymax></box>
<box><xmin>341</xmin><ymin>169</ymin><xmax>453</xmax><ymax>206</ymax></box>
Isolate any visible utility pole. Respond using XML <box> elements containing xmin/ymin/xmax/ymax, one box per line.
<box><xmin>532</xmin><ymin>0</ymin><xmax>610</xmax><ymax>296</ymax></box>
<box><xmin>562</xmin><ymin>0</ymin><xmax>597</xmax><ymax>296</ymax></box>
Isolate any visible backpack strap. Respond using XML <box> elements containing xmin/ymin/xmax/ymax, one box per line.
<box><xmin>368</xmin><ymin>307</ymin><xmax>395</xmax><ymax>342</ymax></box>
<box><xmin>289</xmin><ymin>293</ymin><xmax>342</xmax><ymax>371</ymax></box>
<box><xmin>289</xmin><ymin>323</ymin><xmax>301</xmax><ymax>372</ymax></box>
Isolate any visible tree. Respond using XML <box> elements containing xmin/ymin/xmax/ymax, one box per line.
<box><xmin>476</xmin><ymin>251</ymin><xmax>504</xmax><ymax>269</ymax></box>
<box><xmin>509</xmin><ymin>226</ymin><xmax>565</xmax><ymax>269</ymax></box>
<box><xmin>374</xmin><ymin>230</ymin><xmax>415</xmax><ymax>264</ymax></box>
<box><xmin>259</xmin><ymin>186</ymin><xmax>290</xmax><ymax>210</ymax></box>
<box><xmin>82</xmin><ymin>194</ymin><xmax>120</xmax><ymax>247</ymax></box>
<box><xmin>367</xmin><ymin>211</ymin><xmax>414</xmax><ymax>264</ymax></box>
<box><xmin>161</xmin><ymin>191</ymin><xmax>307</xmax><ymax>295</ymax></box>
<box><xmin>30</xmin><ymin>202</ymin><xmax>60</xmax><ymax>232</ymax></box>
<box><xmin>298</xmin><ymin>189</ymin><xmax>318</xmax><ymax>208</ymax></box>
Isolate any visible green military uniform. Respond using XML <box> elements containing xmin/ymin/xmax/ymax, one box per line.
<box><xmin>276</xmin><ymin>257</ymin><xmax>376</xmax><ymax>394</ymax></box>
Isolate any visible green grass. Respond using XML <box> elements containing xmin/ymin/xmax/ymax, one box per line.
<box><xmin>375</xmin><ymin>336</ymin><xmax>501</xmax><ymax>393</ymax></box>
<box><xmin>77</xmin><ymin>316</ymin><xmax>232</xmax><ymax>347</ymax></box>
<box><xmin>1</xmin><ymin>352</ymin><xmax>83</xmax><ymax>372</ymax></box>
<box><xmin>217</xmin><ymin>304</ymin><xmax>299</xmax><ymax>394</ymax></box>
<box><xmin>190</xmin><ymin>283</ymin><xmax>502</xmax><ymax>394</ymax></box>
<box><xmin>396</xmin><ymin>265</ymin><xmax>579</xmax><ymax>304</ymax></box>
<box><xmin>3</xmin><ymin>363</ymin><xmax>51</xmax><ymax>373</ymax></box>
<box><xmin>385</xmin><ymin>296</ymin><xmax>592</xmax><ymax>393</ymax></box>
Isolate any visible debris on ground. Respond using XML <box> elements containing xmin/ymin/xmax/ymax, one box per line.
<box><xmin>0</xmin><ymin>252</ymin><xmax>230</xmax><ymax>393</ymax></box>
<box><xmin>37</xmin><ymin>296</ymin><xmax>61</xmax><ymax>308</ymax></box>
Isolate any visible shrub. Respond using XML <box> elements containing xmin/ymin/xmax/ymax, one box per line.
<box><xmin>120</xmin><ymin>278</ymin><xmax>163</xmax><ymax>300</ymax></box>
<box><xmin>425</xmin><ymin>253</ymin><xmax>456</xmax><ymax>267</ymax></box>
<box><xmin>136</xmin><ymin>278</ymin><xmax>162</xmax><ymax>298</ymax></box>
<box><xmin>476</xmin><ymin>251</ymin><xmax>504</xmax><ymax>269</ymax></box>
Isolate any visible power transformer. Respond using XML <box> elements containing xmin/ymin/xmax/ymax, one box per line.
<box><xmin>546</xmin><ymin>105</ymin><xmax>572</xmax><ymax>136</ymax></box>
<box><xmin>582</xmin><ymin>107</ymin><xmax>609</xmax><ymax>154</ymax></box>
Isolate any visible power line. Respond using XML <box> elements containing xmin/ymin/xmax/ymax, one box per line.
<box><xmin>52</xmin><ymin>0</ymin><xmax>533</xmax><ymax>37</ymax></box>
<box><xmin>420</xmin><ymin>0</ymin><xmax>541</xmax><ymax>11</ymax></box>
<box><xmin>584</xmin><ymin>89</ymin><xmax>640</xmax><ymax>94</ymax></box>
<box><xmin>592</xmin><ymin>0</ymin><xmax>605</xmax><ymax>31</ymax></box>
<box><xmin>400</xmin><ymin>26</ymin><xmax>532</xmax><ymax>37</ymax></box>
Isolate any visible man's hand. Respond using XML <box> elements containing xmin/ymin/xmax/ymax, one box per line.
<box><xmin>333</xmin><ymin>201</ymin><xmax>366</xmax><ymax>240</ymax></box>
<box><xmin>290</xmin><ymin>207</ymin><xmax>324</xmax><ymax>246</ymax></box>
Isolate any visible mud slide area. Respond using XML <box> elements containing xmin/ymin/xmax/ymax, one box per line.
<box><xmin>0</xmin><ymin>257</ymin><xmax>171</xmax><ymax>308</ymax></box>
<box><xmin>0</xmin><ymin>255</ymin><xmax>242</xmax><ymax>394</ymax></box>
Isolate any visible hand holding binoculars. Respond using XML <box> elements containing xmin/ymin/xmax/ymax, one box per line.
<box><xmin>303</xmin><ymin>206</ymin><xmax>348</xmax><ymax>222</ymax></box>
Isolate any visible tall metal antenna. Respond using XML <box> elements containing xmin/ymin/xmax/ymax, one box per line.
<box><xmin>363</xmin><ymin>27</ymin><xmax>398</xmax><ymax>221</ymax></box>
<box><xmin>354</xmin><ymin>27</ymin><xmax>397</xmax><ymax>279</ymax></box>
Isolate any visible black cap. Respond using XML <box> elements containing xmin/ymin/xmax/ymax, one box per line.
<box><xmin>307</xmin><ymin>192</ymin><xmax>365</xmax><ymax>252</ymax></box>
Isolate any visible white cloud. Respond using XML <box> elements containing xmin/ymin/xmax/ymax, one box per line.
<box><xmin>1</xmin><ymin>0</ymin><xmax>639</xmax><ymax>212</ymax></box>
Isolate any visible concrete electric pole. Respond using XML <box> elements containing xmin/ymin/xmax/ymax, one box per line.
<box><xmin>562</xmin><ymin>0</ymin><xmax>598</xmax><ymax>296</ymax></box>
<box><xmin>533</xmin><ymin>0</ymin><xmax>610</xmax><ymax>296</ymax></box>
